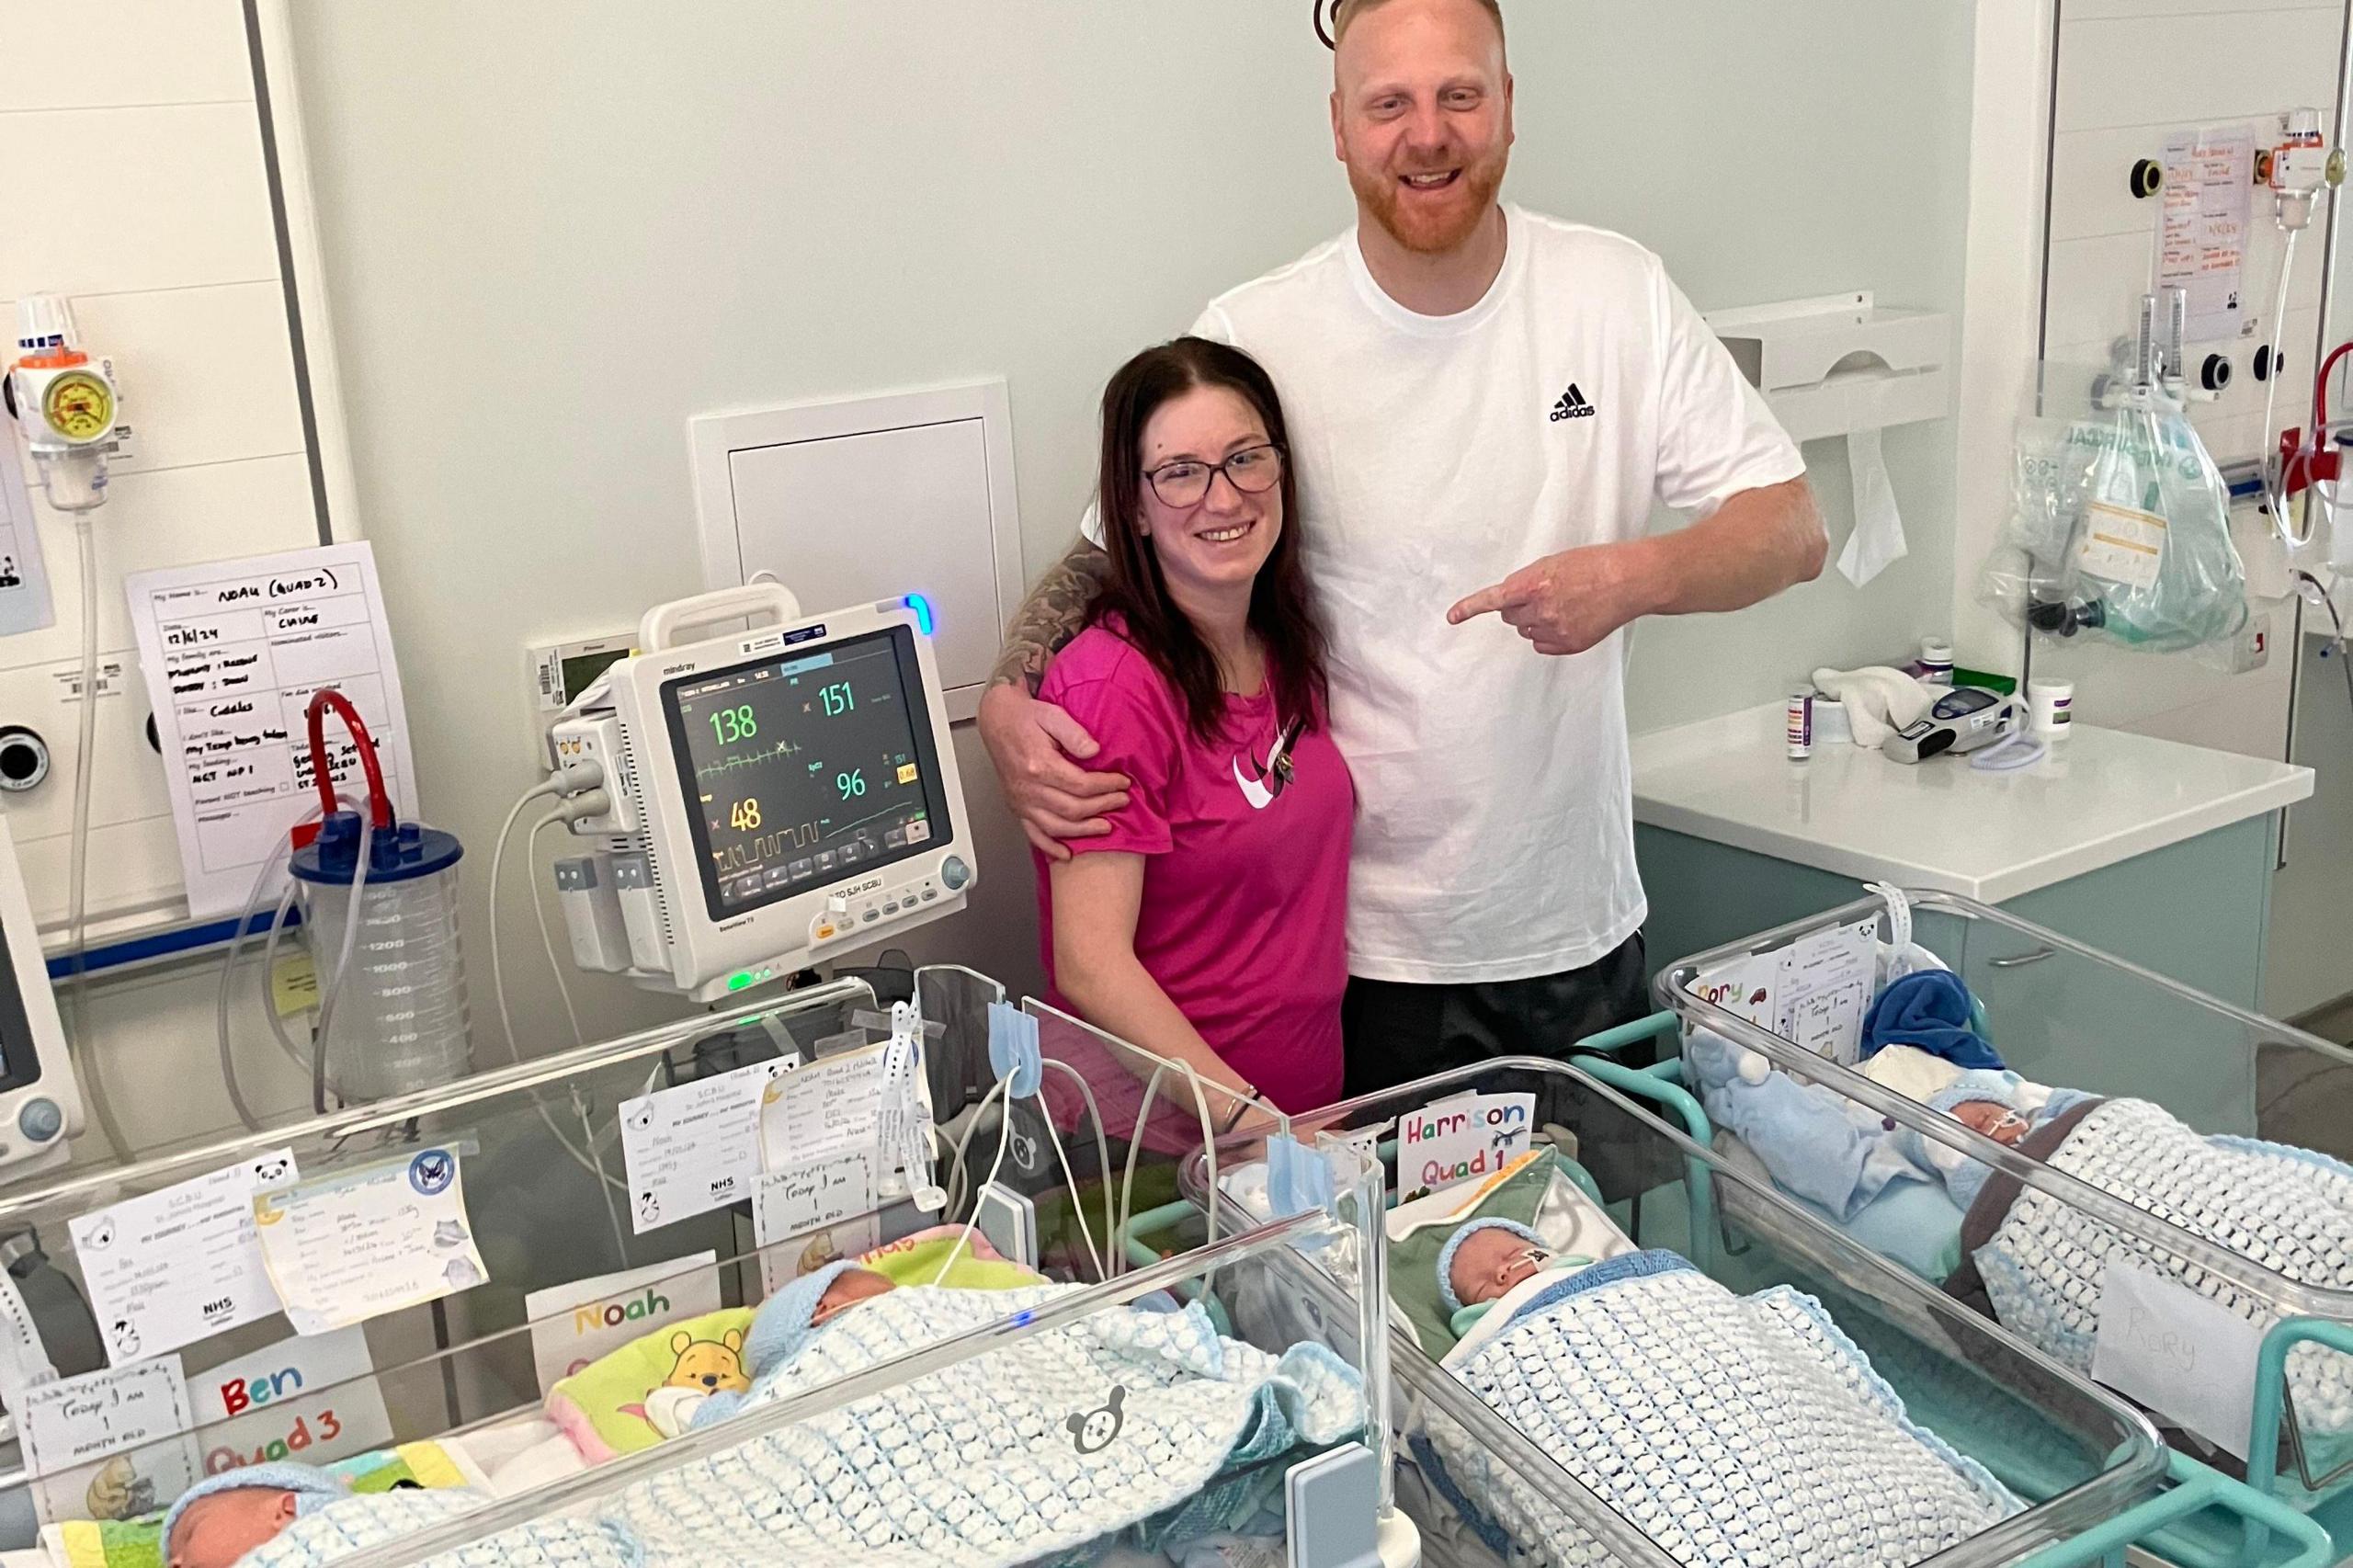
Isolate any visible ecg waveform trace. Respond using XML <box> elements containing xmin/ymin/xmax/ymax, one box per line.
<box><xmin>694</xmin><ymin>737</ymin><xmax>802</xmax><ymax>780</ymax></box>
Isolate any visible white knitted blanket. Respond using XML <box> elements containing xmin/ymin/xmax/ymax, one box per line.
<box><xmin>246</xmin><ymin>1487</ymin><xmax>639</xmax><ymax>1568</ymax></box>
<box><xmin>1417</xmin><ymin>1254</ymin><xmax>2018</xmax><ymax>1568</ymax></box>
<box><xmin>1969</xmin><ymin>1096</ymin><xmax>2353</xmax><ymax>1434</ymax></box>
<box><xmin>597</xmin><ymin>1284</ymin><xmax>1361</xmax><ymax>1567</ymax></box>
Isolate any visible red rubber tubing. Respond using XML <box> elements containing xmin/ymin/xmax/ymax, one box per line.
<box><xmin>2316</xmin><ymin>340</ymin><xmax>2353</xmax><ymax>432</ymax></box>
<box><xmin>305</xmin><ymin>688</ymin><xmax>392</xmax><ymax>830</ymax></box>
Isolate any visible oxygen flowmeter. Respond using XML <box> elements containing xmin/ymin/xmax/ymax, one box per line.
<box><xmin>6</xmin><ymin>297</ymin><xmax>129</xmax><ymax>513</ymax></box>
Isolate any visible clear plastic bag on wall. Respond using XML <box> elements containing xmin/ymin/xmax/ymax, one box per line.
<box><xmin>1982</xmin><ymin>386</ymin><xmax>2249</xmax><ymax>653</ymax></box>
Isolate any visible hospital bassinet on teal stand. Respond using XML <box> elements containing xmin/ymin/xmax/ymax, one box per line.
<box><xmin>1661</xmin><ymin>889</ymin><xmax>2353</xmax><ymax>1567</ymax></box>
<box><xmin>1162</xmin><ymin>1048</ymin><xmax>2327</xmax><ymax>1567</ymax></box>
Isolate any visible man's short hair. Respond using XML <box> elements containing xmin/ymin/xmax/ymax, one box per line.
<box><xmin>1332</xmin><ymin>0</ymin><xmax>1506</xmax><ymax>50</ymax></box>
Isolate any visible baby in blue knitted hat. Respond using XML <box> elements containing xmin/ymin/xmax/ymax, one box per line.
<box><xmin>1438</xmin><ymin>1218</ymin><xmax>1594</xmax><ymax>1338</ymax></box>
<box><xmin>160</xmin><ymin>1463</ymin><xmax>487</xmax><ymax>1568</ymax></box>
<box><xmin>1901</xmin><ymin>1069</ymin><xmax>2091</xmax><ymax>1210</ymax></box>
<box><xmin>688</xmin><ymin>1261</ymin><xmax>899</xmax><ymax>1431</ymax></box>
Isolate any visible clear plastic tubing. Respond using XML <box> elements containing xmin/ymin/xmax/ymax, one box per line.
<box><xmin>290</xmin><ymin>814</ymin><xmax>472</xmax><ymax>1102</ymax></box>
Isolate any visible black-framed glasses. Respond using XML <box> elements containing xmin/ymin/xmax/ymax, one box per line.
<box><xmin>1142</xmin><ymin>444</ymin><xmax>1285</xmax><ymax>508</ymax></box>
<box><xmin>1313</xmin><ymin>0</ymin><xmax>1340</xmax><ymax>49</ymax></box>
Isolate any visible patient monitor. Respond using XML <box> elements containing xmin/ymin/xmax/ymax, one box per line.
<box><xmin>0</xmin><ymin>817</ymin><xmax>82</xmax><ymax>1176</ymax></box>
<box><xmin>550</xmin><ymin>585</ymin><xmax>976</xmax><ymax>1001</ymax></box>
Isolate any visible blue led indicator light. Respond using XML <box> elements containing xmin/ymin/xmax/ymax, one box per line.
<box><xmin>903</xmin><ymin>594</ymin><xmax>936</xmax><ymax>635</ymax></box>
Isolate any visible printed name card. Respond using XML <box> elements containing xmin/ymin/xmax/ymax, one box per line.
<box><xmin>69</xmin><ymin>1150</ymin><xmax>299</xmax><ymax>1365</ymax></box>
<box><xmin>620</xmin><ymin>1058</ymin><xmax>789</xmax><ymax>1233</ymax></box>
<box><xmin>522</xmin><ymin>1254</ymin><xmax>722</xmax><ymax>1394</ymax></box>
<box><xmin>188</xmin><ymin>1324</ymin><xmax>392</xmax><ymax>1476</ymax></box>
<box><xmin>253</xmin><ymin>1148</ymin><xmax>488</xmax><ymax>1335</ymax></box>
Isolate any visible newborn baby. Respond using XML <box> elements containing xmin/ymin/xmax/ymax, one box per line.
<box><xmin>1437</xmin><ymin>1219</ymin><xmax>1595</xmax><ymax>1335</ymax></box>
<box><xmin>162</xmin><ymin>1463</ymin><xmax>482</xmax><ymax>1568</ymax></box>
<box><xmin>1900</xmin><ymin>1068</ymin><xmax>2092</xmax><ymax>1209</ymax></box>
<box><xmin>688</xmin><ymin>1260</ymin><xmax>902</xmax><ymax>1432</ymax></box>
<box><xmin>813</xmin><ymin>1264</ymin><xmax>894</xmax><ymax>1324</ymax></box>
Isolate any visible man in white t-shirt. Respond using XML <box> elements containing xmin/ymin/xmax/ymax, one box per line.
<box><xmin>980</xmin><ymin>0</ymin><xmax>1823</xmax><ymax>1102</ymax></box>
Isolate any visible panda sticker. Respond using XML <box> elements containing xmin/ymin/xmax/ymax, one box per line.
<box><xmin>1065</xmin><ymin>1385</ymin><xmax>1126</xmax><ymax>1456</ymax></box>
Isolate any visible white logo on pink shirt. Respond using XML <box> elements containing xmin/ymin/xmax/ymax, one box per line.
<box><xmin>1233</xmin><ymin>716</ymin><xmax>1305</xmax><ymax>812</ymax></box>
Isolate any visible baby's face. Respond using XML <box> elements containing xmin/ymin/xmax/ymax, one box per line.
<box><xmin>1951</xmin><ymin>1099</ymin><xmax>2029</xmax><ymax>1146</ymax></box>
<box><xmin>1449</xmin><ymin>1228</ymin><xmax>1548</xmax><ymax>1309</ymax></box>
<box><xmin>169</xmin><ymin>1487</ymin><xmax>299</xmax><ymax>1568</ymax></box>
<box><xmin>813</xmin><ymin>1267</ymin><xmax>895</xmax><ymax>1324</ymax></box>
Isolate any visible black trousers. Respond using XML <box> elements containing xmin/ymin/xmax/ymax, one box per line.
<box><xmin>1339</xmin><ymin>933</ymin><xmax>1669</xmax><ymax>1200</ymax></box>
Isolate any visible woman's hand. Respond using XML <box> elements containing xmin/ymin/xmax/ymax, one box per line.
<box><xmin>977</xmin><ymin>683</ymin><xmax>1131</xmax><ymax>859</ymax></box>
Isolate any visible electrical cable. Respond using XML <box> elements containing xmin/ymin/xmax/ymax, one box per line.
<box><xmin>62</xmin><ymin>517</ymin><xmax>130</xmax><ymax>1163</ymax></box>
<box><xmin>310</xmin><ymin>816</ymin><xmax>373</xmax><ymax>1116</ymax></box>
<box><xmin>527</xmin><ymin>815</ymin><xmax>585</xmax><ymax>1048</ymax></box>
<box><xmin>932</xmin><ymin>1104</ymin><xmax>1015</xmax><ymax>1285</ymax></box>
<box><xmin>2262</xmin><ymin>230</ymin><xmax>2307</xmax><ymax>549</ymax></box>
<box><xmin>488</xmin><ymin>783</ymin><xmax>561</xmax><ymax>1065</ymax></box>
<box><xmin>2297</xmin><ymin>571</ymin><xmax>2353</xmax><ymax>719</ymax></box>
<box><xmin>257</xmin><ymin>876</ymin><xmax>308</xmax><ymax>1069</ymax></box>
<box><xmin>1115</xmin><ymin>1062</ymin><xmax>1219</xmax><ymax>1279</ymax></box>
<box><xmin>1040</xmin><ymin>1059</ymin><xmax>1112</xmax><ymax>1281</ymax></box>
<box><xmin>217</xmin><ymin>801</ymin><xmax>339</xmax><ymax>1131</ymax></box>
<box><xmin>1036</xmin><ymin>1072</ymin><xmax>1106</xmax><ymax>1283</ymax></box>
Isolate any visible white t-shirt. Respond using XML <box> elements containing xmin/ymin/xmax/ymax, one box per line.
<box><xmin>1083</xmin><ymin>206</ymin><xmax>1804</xmax><ymax>983</ymax></box>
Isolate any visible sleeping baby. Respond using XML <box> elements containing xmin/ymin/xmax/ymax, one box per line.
<box><xmin>1436</xmin><ymin>1219</ymin><xmax>1593</xmax><ymax>1335</ymax></box>
<box><xmin>1868</xmin><ymin>1054</ymin><xmax>2093</xmax><ymax>1210</ymax></box>
<box><xmin>161</xmin><ymin>1463</ymin><xmax>492</xmax><ymax>1568</ymax></box>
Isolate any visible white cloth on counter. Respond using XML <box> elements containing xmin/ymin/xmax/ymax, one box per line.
<box><xmin>1810</xmin><ymin>666</ymin><xmax>1933</xmax><ymax>748</ymax></box>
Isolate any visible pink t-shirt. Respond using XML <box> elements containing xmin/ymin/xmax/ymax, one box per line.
<box><xmin>1035</xmin><ymin>622</ymin><xmax>1353</xmax><ymax>1114</ymax></box>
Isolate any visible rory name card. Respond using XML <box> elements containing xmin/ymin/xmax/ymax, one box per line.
<box><xmin>188</xmin><ymin>1324</ymin><xmax>391</xmax><ymax>1475</ymax></box>
<box><xmin>253</xmin><ymin>1148</ymin><xmax>488</xmax><ymax>1335</ymax></box>
<box><xmin>2092</xmin><ymin>1260</ymin><xmax>2263</xmax><ymax>1460</ymax></box>
<box><xmin>523</xmin><ymin>1253</ymin><xmax>722</xmax><ymax>1394</ymax></box>
<box><xmin>620</xmin><ymin>1059</ymin><xmax>788</xmax><ymax>1233</ymax></box>
<box><xmin>70</xmin><ymin>1149</ymin><xmax>299</xmax><ymax>1365</ymax></box>
<box><xmin>1396</xmin><ymin>1093</ymin><xmax>1537</xmax><ymax>1199</ymax></box>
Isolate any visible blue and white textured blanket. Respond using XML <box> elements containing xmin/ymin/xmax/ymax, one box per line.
<box><xmin>244</xmin><ymin>1486</ymin><xmax>638</xmax><ymax>1568</ymax></box>
<box><xmin>1953</xmin><ymin>1095</ymin><xmax>2353</xmax><ymax>1436</ymax></box>
<box><xmin>1418</xmin><ymin>1253</ymin><xmax>2018</xmax><ymax>1568</ymax></box>
<box><xmin>595</xmin><ymin>1282</ymin><xmax>1361</xmax><ymax>1568</ymax></box>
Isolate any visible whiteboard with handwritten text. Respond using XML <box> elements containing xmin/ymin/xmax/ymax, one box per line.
<box><xmin>125</xmin><ymin>544</ymin><xmax>418</xmax><ymax>917</ymax></box>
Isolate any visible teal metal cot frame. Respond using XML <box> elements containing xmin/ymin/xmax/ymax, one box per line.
<box><xmin>1133</xmin><ymin>1025</ymin><xmax>2332</xmax><ymax>1568</ymax></box>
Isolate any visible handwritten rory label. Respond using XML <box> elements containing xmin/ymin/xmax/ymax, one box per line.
<box><xmin>2091</xmin><ymin>1260</ymin><xmax>2262</xmax><ymax>1459</ymax></box>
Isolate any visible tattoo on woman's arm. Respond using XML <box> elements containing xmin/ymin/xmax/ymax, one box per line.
<box><xmin>991</xmin><ymin>543</ymin><xmax>1113</xmax><ymax>693</ymax></box>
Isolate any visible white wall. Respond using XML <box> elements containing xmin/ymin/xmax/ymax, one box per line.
<box><xmin>276</xmin><ymin>0</ymin><xmax>1981</xmax><ymax>1060</ymax></box>
<box><xmin>0</xmin><ymin>0</ymin><xmax>335</xmax><ymax>1154</ymax></box>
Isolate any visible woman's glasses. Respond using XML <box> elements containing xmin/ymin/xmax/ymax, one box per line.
<box><xmin>1142</xmin><ymin>444</ymin><xmax>1285</xmax><ymax>509</ymax></box>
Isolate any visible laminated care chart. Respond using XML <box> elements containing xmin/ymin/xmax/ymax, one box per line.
<box><xmin>69</xmin><ymin>1149</ymin><xmax>299</xmax><ymax>1365</ymax></box>
<box><xmin>2155</xmin><ymin>122</ymin><xmax>2255</xmax><ymax>343</ymax></box>
<box><xmin>620</xmin><ymin>1058</ymin><xmax>794</xmax><ymax>1234</ymax></box>
<box><xmin>757</xmin><ymin>1046</ymin><xmax>884</xmax><ymax>1165</ymax></box>
<box><xmin>1684</xmin><ymin>915</ymin><xmax>1881</xmax><ymax>1064</ymax></box>
<box><xmin>126</xmin><ymin>542</ymin><xmax>419</xmax><ymax>917</ymax></box>
<box><xmin>253</xmin><ymin>1148</ymin><xmax>487</xmax><ymax>1335</ymax></box>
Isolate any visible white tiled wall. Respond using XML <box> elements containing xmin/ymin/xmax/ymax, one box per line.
<box><xmin>0</xmin><ymin>0</ymin><xmax>321</xmax><ymax>929</ymax></box>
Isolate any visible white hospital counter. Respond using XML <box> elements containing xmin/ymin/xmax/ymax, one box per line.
<box><xmin>1630</xmin><ymin>700</ymin><xmax>2314</xmax><ymax>1011</ymax></box>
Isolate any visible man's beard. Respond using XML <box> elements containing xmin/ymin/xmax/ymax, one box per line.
<box><xmin>1348</xmin><ymin>144</ymin><xmax>1507</xmax><ymax>256</ymax></box>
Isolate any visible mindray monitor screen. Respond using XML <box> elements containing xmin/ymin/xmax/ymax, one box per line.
<box><xmin>662</xmin><ymin>626</ymin><xmax>952</xmax><ymax>922</ymax></box>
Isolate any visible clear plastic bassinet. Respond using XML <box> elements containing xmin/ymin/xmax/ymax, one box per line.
<box><xmin>1661</xmin><ymin>889</ymin><xmax>2353</xmax><ymax>1563</ymax></box>
<box><xmin>1170</xmin><ymin>1054</ymin><xmax>2332</xmax><ymax>1567</ymax></box>
<box><xmin>0</xmin><ymin>969</ymin><xmax>1407</xmax><ymax>1565</ymax></box>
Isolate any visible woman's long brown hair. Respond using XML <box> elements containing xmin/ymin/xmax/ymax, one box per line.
<box><xmin>1093</xmin><ymin>338</ymin><xmax>1331</xmax><ymax>744</ymax></box>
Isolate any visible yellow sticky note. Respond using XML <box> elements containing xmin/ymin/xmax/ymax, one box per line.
<box><xmin>271</xmin><ymin>953</ymin><xmax>319</xmax><ymax>1017</ymax></box>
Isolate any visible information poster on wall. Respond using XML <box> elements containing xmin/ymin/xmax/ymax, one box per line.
<box><xmin>124</xmin><ymin>542</ymin><xmax>420</xmax><ymax>917</ymax></box>
<box><xmin>0</xmin><ymin>437</ymin><xmax>56</xmax><ymax>636</ymax></box>
<box><xmin>2156</xmin><ymin>122</ymin><xmax>2256</xmax><ymax>344</ymax></box>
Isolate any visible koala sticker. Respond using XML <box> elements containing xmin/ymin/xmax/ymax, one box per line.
<box><xmin>1065</xmin><ymin>1384</ymin><xmax>1126</xmax><ymax>1456</ymax></box>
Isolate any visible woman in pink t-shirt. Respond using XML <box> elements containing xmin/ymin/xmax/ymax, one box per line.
<box><xmin>1034</xmin><ymin>338</ymin><xmax>1352</xmax><ymax>1118</ymax></box>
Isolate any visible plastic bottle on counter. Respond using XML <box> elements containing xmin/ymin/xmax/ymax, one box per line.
<box><xmin>1916</xmin><ymin>638</ymin><xmax>1955</xmax><ymax>685</ymax></box>
<box><xmin>1787</xmin><ymin>689</ymin><xmax>1813</xmax><ymax>760</ymax></box>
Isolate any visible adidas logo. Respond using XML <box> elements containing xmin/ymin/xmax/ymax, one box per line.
<box><xmin>1549</xmin><ymin>383</ymin><xmax>1597</xmax><ymax>422</ymax></box>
